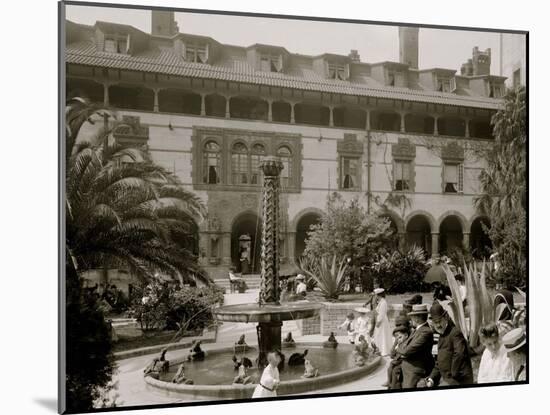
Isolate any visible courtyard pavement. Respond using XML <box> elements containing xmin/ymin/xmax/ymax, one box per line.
<box><xmin>112</xmin><ymin>289</ymin><xmax>389</xmax><ymax>407</ymax></box>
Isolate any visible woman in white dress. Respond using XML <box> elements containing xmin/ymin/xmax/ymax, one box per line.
<box><xmin>373</xmin><ymin>288</ymin><xmax>392</xmax><ymax>356</ymax></box>
<box><xmin>252</xmin><ymin>352</ymin><xmax>281</xmax><ymax>398</ymax></box>
<box><xmin>477</xmin><ymin>324</ymin><xmax>514</xmax><ymax>383</ymax></box>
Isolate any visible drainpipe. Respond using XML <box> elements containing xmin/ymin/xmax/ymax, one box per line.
<box><xmin>367</xmin><ymin>129</ymin><xmax>371</xmax><ymax>215</ymax></box>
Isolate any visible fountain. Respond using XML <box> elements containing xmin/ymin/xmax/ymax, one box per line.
<box><xmin>143</xmin><ymin>157</ymin><xmax>381</xmax><ymax>400</ymax></box>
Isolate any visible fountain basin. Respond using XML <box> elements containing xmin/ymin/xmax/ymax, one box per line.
<box><xmin>144</xmin><ymin>342</ymin><xmax>381</xmax><ymax>400</ymax></box>
<box><xmin>213</xmin><ymin>302</ymin><xmax>323</xmax><ymax>323</ymax></box>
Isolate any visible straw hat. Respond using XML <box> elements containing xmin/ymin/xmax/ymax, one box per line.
<box><xmin>373</xmin><ymin>288</ymin><xmax>385</xmax><ymax>295</ymax></box>
<box><xmin>502</xmin><ymin>328</ymin><xmax>526</xmax><ymax>352</ymax></box>
<box><xmin>295</xmin><ymin>274</ymin><xmax>305</xmax><ymax>281</ymax></box>
<box><xmin>354</xmin><ymin>307</ymin><xmax>372</xmax><ymax>314</ymax></box>
<box><xmin>407</xmin><ymin>304</ymin><xmax>429</xmax><ymax>316</ymax></box>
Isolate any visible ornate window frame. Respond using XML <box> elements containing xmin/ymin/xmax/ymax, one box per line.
<box><xmin>337</xmin><ymin>133</ymin><xmax>364</xmax><ymax>191</ymax></box>
<box><xmin>391</xmin><ymin>138</ymin><xmax>416</xmax><ymax>193</ymax></box>
<box><xmin>192</xmin><ymin>126</ymin><xmax>302</xmax><ymax>192</ymax></box>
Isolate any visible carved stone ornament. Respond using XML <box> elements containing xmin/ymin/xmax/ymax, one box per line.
<box><xmin>241</xmin><ymin>194</ymin><xmax>258</xmax><ymax>209</ymax></box>
<box><xmin>391</xmin><ymin>138</ymin><xmax>416</xmax><ymax>160</ymax></box>
<box><xmin>441</xmin><ymin>141</ymin><xmax>465</xmax><ymax>161</ymax></box>
<box><xmin>337</xmin><ymin>133</ymin><xmax>363</xmax><ymax>155</ymax></box>
<box><xmin>112</xmin><ymin>115</ymin><xmax>149</xmax><ymax>145</ymax></box>
<box><xmin>208</xmin><ymin>214</ymin><xmax>221</xmax><ymax>232</ymax></box>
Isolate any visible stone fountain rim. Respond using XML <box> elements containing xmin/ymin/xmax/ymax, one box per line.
<box><xmin>144</xmin><ymin>342</ymin><xmax>382</xmax><ymax>397</ymax></box>
<box><xmin>213</xmin><ymin>302</ymin><xmax>323</xmax><ymax>323</ymax></box>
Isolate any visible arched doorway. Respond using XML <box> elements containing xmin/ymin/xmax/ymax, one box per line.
<box><xmin>470</xmin><ymin>217</ymin><xmax>492</xmax><ymax>259</ymax></box>
<box><xmin>439</xmin><ymin>216</ymin><xmax>464</xmax><ymax>255</ymax></box>
<box><xmin>406</xmin><ymin>215</ymin><xmax>432</xmax><ymax>256</ymax></box>
<box><xmin>231</xmin><ymin>212</ymin><xmax>261</xmax><ymax>274</ymax></box>
<box><xmin>295</xmin><ymin>213</ymin><xmax>322</xmax><ymax>262</ymax></box>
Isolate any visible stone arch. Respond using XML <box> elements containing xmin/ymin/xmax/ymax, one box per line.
<box><xmin>405</xmin><ymin>211</ymin><xmax>435</xmax><ymax>255</ymax></box>
<box><xmin>437</xmin><ymin>210</ymin><xmax>469</xmax><ymax>232</ymax></box>
<box><xmin>290</xmin><ymin>207</ymin><xmax>325</xmax><ymax>232</ymax></box>
<box><xmin>230</xmin><ymin>210</ymin><xmax>262</xmax><ymax>274</ymax></box>
<box><xmin>405</xmin><ymin>210</ymin><xmax>437</xmax><ymax>232</ymax></box>
<box><xmin>292</xmin><ymin>208</ymin><xmax>324</xmax><ymax>262</ymax></box>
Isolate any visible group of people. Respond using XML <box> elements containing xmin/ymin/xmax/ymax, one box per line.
<box><xmin>338</xmin><ymin>288</ymin><xmax>393</xmax><ymax>356</ymax></box>
<box><xmin>384</xmin><ymin>291</ymin><xmax>526</xmax><ymax>390</ymax></box>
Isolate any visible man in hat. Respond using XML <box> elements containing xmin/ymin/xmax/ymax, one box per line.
<box><xmin>295</xmin><ymin>274</ymin><xmax>307</xmax><ymax>297</ymax></box>
<box><xmin>396</xmin><ymin>304</ymin><xmax>435</xmax><ymax>388</ymax></box>
<box><xmin>426</xmin><ymin>302</ymin><xmax>473</xmax><ymax>387</ymax></box>
<box><xmin>502</xmin><ymin>327</ymin><xmax>527</xmax><ymax>381</ymax></box>
<box><xmin>383</xmin><ymin>315</ymin><xmax>411</xmax><ymax>388</ymax></box>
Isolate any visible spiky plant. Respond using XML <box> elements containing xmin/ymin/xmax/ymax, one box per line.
<box><xmin>300</xmin><ymin>255</ymin><xmax>349</xmax><ymax>300</ymax></box>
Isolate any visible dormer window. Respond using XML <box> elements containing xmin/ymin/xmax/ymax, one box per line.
<box><xmin>437</xmin><ymin>76</ymin><xmax>452</xmax><ymax>92</ymax></box>
<box><xmin>328</xmin><ymin>62</ymin><xmax>349</xmax><ymax>80</ymax></box>
<box><xmin>388</xmin><ymin>70</ymin><xmax>396</xmax><ymax>86</ymax></box>
<box><xmin>104</xmin><ymin>34</ymin><xmax>128</xmax><ymax>54</ymax></box>
<box><xmin>185</xmin><ymin>42</ymin><xmax>209</xmax><ymax>63</ymax></box>
<box><xmin>260</xmin><ymin>54</ymin><xmax>282</xmax><ymax>73</ymax></box>
<box><xmin>488</xmin><ymin>81</ymin><xmax>505</xmax><ymax>98</ymax></box>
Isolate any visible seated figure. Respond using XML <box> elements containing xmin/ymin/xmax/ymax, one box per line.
<box><xmin>158</xmin><ymin>348</ymin><xmax>169</xmax><ymax>373</ymax></box>
<box><xmin>302</xmin><ymin>358</ymin><xmax>319</xmax><ymax>378</ymax></box>
<box><xmin>352</xmin><ymin>335</ymin><xmax>372</xmax><ymax>367</ymax></box>
<box><xmin>233</xmin><ymin>362</ymin><xmax>252</xmax><ymax>385</ymax></box>
<box><xmin>323</xmin><ymin>332</ymin><xmax>338</xmax><ymax>349</ymax></box>
<box><xmin>143</xmin><ymin>358</ymin><xmax>162</xmax><ymax>379</ymax></box>
<box><xmin>187</xmin><ymin>340</ymin><xmax>205</xmax><ymax>361</ymax></box>
<box><xmin>172</xmin><ymin>363</ymin><xmax>194</xmax><ymax>385</ymax></box>
<box><xmin>282</xmin><ymin>332</ymin><xmax>296</xmax><ymax>348</ymax></box>
<box><xmin>288</xmin><ymin>349</ymin><xmax>308</xmax><ymax>366</ymax></box>
<box><xmin>234</xmin><ymin>334</ymin><xmax>248</xmax><ymax>354</ymax></box>
<box><xmin>232</xmin><ymin>355</ymin><xmax>253</xmax><ymax>371</ymax></box>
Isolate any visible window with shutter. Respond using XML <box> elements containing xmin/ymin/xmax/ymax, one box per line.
<box><xmin>341</xmin><ymin>157</ymin><xmax>360</xmax><ymax>190</ymax></box>
<box><xmin>444</xmin><ymin>163</ymin><xmax>459</xmax><ymax>193</ymax></box>
<box><xmin>328</xmin><ymin>62</ymin><xmax>347</xmax><ymax>80</ymax></box>
<box><xmin>394</xmin><ymin>160</ymin><xmax>412</xmax><ymax>191</ymax></box>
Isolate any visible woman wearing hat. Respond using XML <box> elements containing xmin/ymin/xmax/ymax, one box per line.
<box><xmin>295</xmin><ymin>274</ymin><xmax>307</xmax><ymax>297</ymax></box>
<box><xmin>354</xmin><ymin>306</ymin><xmax>374</xmax><ymax>345</ymax></box>
<box><xmin>501</xmin><ymin>328</ymin><xmax>527</xmax><ymax>381</ymax></box>
<box><xmin>373</xmin><ymin>288</ymin><xmax>392</xmax><ymax>356</ymax></box>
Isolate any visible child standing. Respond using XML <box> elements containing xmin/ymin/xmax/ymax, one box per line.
<box><xmin>338</xmin><ymin>312</ymin><xmax>356</xmax><ymax>344</ymax></box>
<box><xmin>252</xmin><ymin>352</ymin><xmax>281</xmax><ymax>398</ymax></box>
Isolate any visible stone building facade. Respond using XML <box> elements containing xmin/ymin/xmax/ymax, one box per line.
<box><xmin>65</xmin><ymin>12</ymin><xmax>503</xmax><ymax>280</ymax></box>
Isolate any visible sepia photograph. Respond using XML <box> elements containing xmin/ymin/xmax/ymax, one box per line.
<box><xmin>59</xmin><ymin>1</ymin><xmax>528</xmax><ymax>413</ymax></box>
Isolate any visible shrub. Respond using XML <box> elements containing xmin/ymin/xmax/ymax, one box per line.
<box><xmin>370</xmin><ymin>246</ymin><xmax>429</xmax><ymax>294</ymax></box>
<box><xmin>129</xmin><ymin>282</ymin><xmax>224</xmax><ymax>333</ymax></box>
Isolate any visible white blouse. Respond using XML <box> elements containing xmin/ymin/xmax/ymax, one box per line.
<box><xmin>477</xmin><ymin>344</ymin><xmax>514</xmax><ymax>383</ymax></box>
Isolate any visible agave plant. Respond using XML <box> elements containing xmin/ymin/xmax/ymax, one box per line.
<box><xmin>300</xmin><ymin>255</ymin><xmax>349</xmax><ymax>300</ymax></box>
<box><xmin>441</xmin><ymin>261</ymin><xmax>494</xmax><ymax>349</ymax></box>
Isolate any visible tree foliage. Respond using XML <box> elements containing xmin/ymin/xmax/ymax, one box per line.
<box><xmin>303</xmin><ymin>192</ymin><xmax>393</xmax><ymax>263</ymax></box>
<box><xmin>475</xmin><ymin>87</ymin><xmax>527</xmax><ymax>287</ymax></box>
<box><xmin>64</xmin><ymin>97</ymin><xmax>209</xmax><ymax>410</ymax></box>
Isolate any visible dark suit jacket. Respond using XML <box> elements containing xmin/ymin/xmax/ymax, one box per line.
<box><xmin>430</xmin><ymin>322</ymin><xmax>473</xmax><ymax>385</ymax></box>
<box><xmin>397</xmin><ymin>323</ymin><xmax>434</xmax><ymax>376</ymax></box>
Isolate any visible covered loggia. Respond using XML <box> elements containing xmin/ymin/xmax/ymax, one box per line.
<box><xmin>439</xmin><ymin>215</ymin><xmax>464</xmax><ymax>255</ymax></box>
<box><xmin>406</xmin><ymin>214</ymin><xmax>432</xmax><ymax>256</ymax></box>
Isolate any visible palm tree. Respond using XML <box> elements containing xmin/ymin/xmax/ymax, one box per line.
<box><xmin>65</xmin><ymin>97</ymin><xmax>209</xmax><ymax>285</ymax></box>
<box><xmin>475</xmin><ymin>86</ymin><xmax>526</xmax><ymax>287</ymax></box>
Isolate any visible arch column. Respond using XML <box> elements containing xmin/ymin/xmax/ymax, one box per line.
<box><xmin>329</xmin><ymin>105</ymin><xmax>334</xmax><ymax>127</ymax></box>
<box><xmin>290</xmin><ymin>102</ymin><xmax>296</xmax><ymax>124</ymax></box>
<box><xmin>103</xmin><ymin>83</ymin><xmax>110</xmax><ymax>106</ymax></box>
<box><xmin>153</xmin><ymin>88</ymin><xmax>160</xmax><ymax>113</ymax></box>
<box><xmin>287</xmin><ymin>231</ymin><xmax>297</xmax><ymax>267</ymax></box>
<box><xmin>221</xmin><ymin>232</ymin><xmax>231</xmax><ymax>266</ymax></box>
<box><xmin>365</xmin><ymin>109</ymin><xmax>371</xmax><ymax>130</ymax></box>
<box><xmin>464</xmin><ymin>118</ymin><xmax>471</xmax><ymax>138</ymax></box>
<box><xmin>398</xmin><ymin>232</ymin><xmax>406</xmax><ymax>252</ymax></box>
<box><xmin>200</xmin><ymin>93</ymin><xmax>206</xmax><ymax>116</ymax></box>
<box><xmin>225</xmin><ymin>96</ymin><xmax>231</xmax><ymax>119</ymax></box>
<box><xmin>400</xmin><ymin>112</ymin><xmax>406</xmax><ymax>133</ymax></box>
<box><xmin>463</xmin><ymin>232</ymin><xmax>470</xmax><ymax>251</ymax></box>
<box><xmin>433</xmin><ymin>116</ymin><xmax>439</xmax><ymax>136</ymax></box>
<box><xmin>267</xmin><ymin>99</ymin><xmax>273</xmax><ymax>122</ymax></box>
<box><xmin>431</xmin><ymin>232</ymin><xmax>439</xmax><ymax>257</ymax></box>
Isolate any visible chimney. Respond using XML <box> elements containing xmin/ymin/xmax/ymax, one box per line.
<box><xmin>460</xmin><ymin>59</ymin><xmax>473</xmax><ymax>76</ymax></box>
<box><xmin>398</xmin><ymin>26</ymin><xmax>419</xmax><ymax>69</ymax></box>
<box><xmin>348</xmin><ymin>49</ymin><xmax>360</xmax><ymax>63</ymax></box>
<box><xmin>151</xmin><ymin>10</ymin><xmax>179</xmax><ymax>36</ymax></box>
<box><xmin>472</xmin><ymin>46</ymin><xmax>491</xmax><ymax>75</ymax></box>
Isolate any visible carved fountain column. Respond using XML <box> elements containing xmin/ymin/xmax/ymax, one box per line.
<box><xmin>257</xmin><ymin>156</ymin><xmax>284</xmax><ymax>367</ymax></box>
